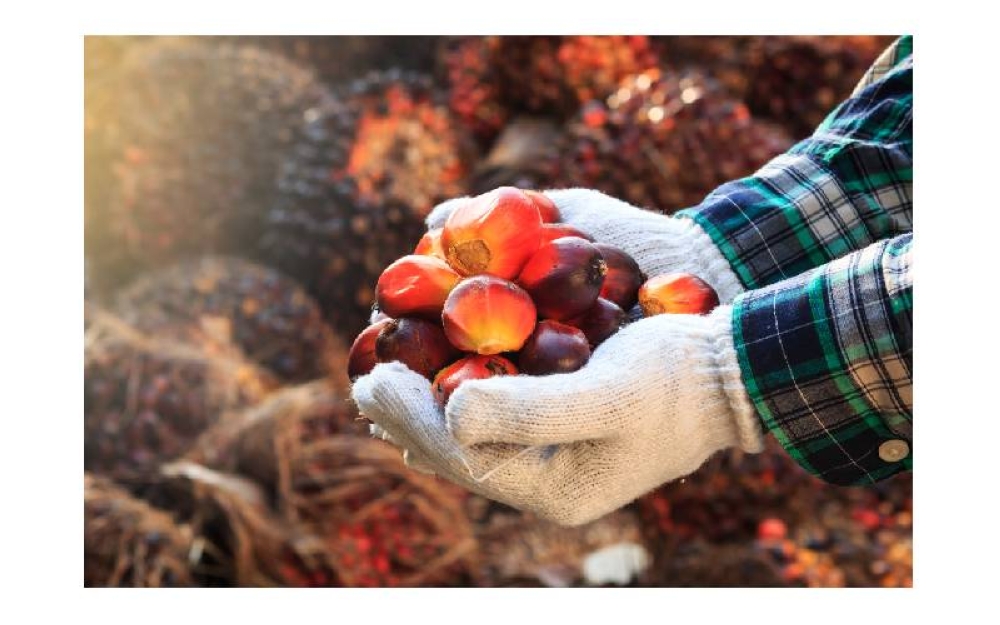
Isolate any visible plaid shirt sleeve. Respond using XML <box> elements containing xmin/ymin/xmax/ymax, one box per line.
<box><xmin>673</xmin><ymin>37</ymin><xmax>914</xmax><ymax>485</ymax></box>
<box><xmin>732</xmin><ymin>234</ymin><xmax>912</xmax><ymax>485</ymax></box>
<box><xmin>676</xmin><ymin>35</ymin><xmax>912</xmax><ymax>291</ymax></box>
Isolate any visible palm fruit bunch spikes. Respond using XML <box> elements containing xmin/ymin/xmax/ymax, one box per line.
<box><xmin>492</xmin><ymin>35</ymin><xmax>663</xmax><ymax>118</ymax></box>
<box><xmin>112</xmin><ymin>257</ymin><xmax>346</xmax><ymax>385</ymax></box>
<box><xmin>258</xmin><ymin>69</ymin><xmax>475</xmax><ymax>341</ymax></box>
<box><xmin>84</xmin><ymin>309</ymin><xmax>278</xmax><ymax>478</ymax></box>
<box><xmin>84</xmin><ymin>473</ymin><xmax>195</xmax><ymax>587</ymax></box>
<box><xmin>84</xmin><ymin>37</ymin><xmax>333</xmax><ymax>292</ymax></box>
<box><xmin>551</xmin><ymin>68</ymin><xmax>793</xmax><ymax>213</ymax></box>
<box><xmin>280</xmin><ymin>435</ymin><xmax>477</xmax><ymax>587</ymax></box>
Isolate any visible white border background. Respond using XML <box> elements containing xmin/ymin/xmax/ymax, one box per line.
<box><xmin>3</xmin><ymin>0</ymin><xmax>997</xmax><ymax>621</ymax></box>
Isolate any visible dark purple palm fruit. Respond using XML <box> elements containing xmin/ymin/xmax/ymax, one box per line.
<box><xmin>84</xmin><ymin>37</ymin><xmax>333</xmax><ymax>293</ymax></box>
<box><xmin>84</xmin><ymin>308</ymin><xmax>278</xmax><ymax>479</ymax></box>
<box><xmin>112</xmin><ymin>257</ymin><xmax>348</xmax><ymax>385</ymax></box>
<box><xmin>438</xmin><ymin>36</ymin><xmax>510</xmax><ymax>146</ymax></box>
<box><xmin>493</xmin><ymin>36</ymin><xmax>664</xmax><ymax>118</ymax></box>
<box><xmin>740</xmin><ymin>35</ymin><xmax>897</xmax><ymax>139</ymax></box>
<box><xmin>551</xmin><ymin>68</ymin><xmax>793</xmax><ymax>214</ymax></box>
<box><xmin>258</xmin><ymin>70</ymin><xmax>476</xmax><ymax>340</ymax></box>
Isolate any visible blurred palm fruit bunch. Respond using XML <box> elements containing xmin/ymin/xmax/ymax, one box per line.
<box><xmin>439</xmin><ymin>36</ymin><xmax>663</xmax><ymax>141</ymax></box>
<box><xmin>652</xmin><ymin>35</ymin><xmax>896</xmax><ymax>139</ymax></box>
<box><xmin>493</xmin><ymin>35</ymin><xmax>663</xmax><ymax>118</ymax></box>
<box><xmin>258</xmin><ymin>70</ymin><xmax>476</xmax><ymax>340</ymax></box>
<box><xmin>551</xmin><ymin>68</ymin><xmax>793</xmax><ymax>213</ymax></box>
<box><xmin>84</xmin><ymin>309</ymin><xmax>278</xmax><ymax>478</ymax></box>
<box><xmin>112</xmin><ymin>257</ymin><xmax>345</xmax><ymax>385</ymax></box>
<box><xmin>84</xmin><ymin>37</ymin><xmax>333</xmax><ymax>291</ymax></box>
<box><xmin>438</xmin><ymin>37</ymin><xmax>509</xmax><ymax>145</ymax></box>
<box><xmin>84</xmin><ymin>473</ymin><xmax>195</xmax><ymax>587</ymax></box>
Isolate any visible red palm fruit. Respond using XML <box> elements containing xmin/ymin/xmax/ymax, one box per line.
<box><xmin>414</xmin><ymin>228</ymin><xmax>446</xmax><ymax>259</ymax></box>
<box><xmin>374</xmin><ymin>318</ymin><xmax>459</xmax><ymax>380</ymax></box>
<box><xmin>432</xmin><ymin>354</ymin><xmax>518</xmax><ymax>405</ymax></box>
<box><xmin>539</xmin><ymin>223</ymin><xmax>593</xmax><ymax>244</ymax></box>
<box><xmin>518</xmin><ymin>320</ymin><xmax>591</xmax><ymax>375</ymax></box>
<box><xmin>594</xmin><ymin>243</ymin><xmax>646</xmax><ymax>311</ymax></box>
<box><xmin>442</xmin><ymin>275</ymin><xmax>536</xmax><ymax>355</ymax></box>
<box><xmin>441</xmin><ymin>186</ymin><xmax>543</xmax><ymax>278</ymax></box>
<box><xmin>757</xmin><ymin>518</ymin><xmax>788</xmax><ymax>542</ymax></box>
<box><xmin>517</xmin><ymin>237</ymin><xmax>607</xmax><ymax>321</ymax></box>
<box><xmin>639</xmin><ymin>273</ymin><xmax>720</xmax><ymax>316</ymax></box>
<box><xmin>523</xmin><ymin>189</ymin><xmax>560</xmax><ymax>223</ymax></box>
<box><xmin>376</xmin><ymin>255</ymin><xmax>461</xmax><ymax>320</ymax></box>
<box><xmin>348</xmin><ymin>318</ymin><xmax>393</xmax><ymax>380</ymax></box>
<box><xmin>565</xmin><ymin>298</ymin><xmax>626</xmax><ymax>348</ymax></box>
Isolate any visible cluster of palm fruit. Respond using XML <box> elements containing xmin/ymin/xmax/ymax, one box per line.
<box><xmin>85</xmin><ymin>35</ymin><xmax>908</xmax><ymax>587</ymax></box>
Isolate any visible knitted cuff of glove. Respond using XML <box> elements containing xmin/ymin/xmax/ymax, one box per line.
<box><xmin>705</xmin><ymin>306</ymin><xmax>765</xmax><ymax>453</ymax></box>
<box><xmin>671</xmin><ymin>217</ymin><xmax>746</xmax><ymax>304</ymax></box>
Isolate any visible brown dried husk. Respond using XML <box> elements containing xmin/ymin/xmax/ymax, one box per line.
<box><xmin>185</xmin><ymin>385</ymin><xmax>477</xmax><ymax>586</ymax></box>
<box><xmin>184</xmin><ymin>380</ymin><xmax>366</xmax><ymax>493</ymax></box>
<box><xmin>84</xmin><ymin>307</ymin><xmax>278</xmax><ymax>478</ymax></box>
<box><xmin>120</xmin><ymin>460</ymin><xmax>340</xmax><ymax>587</ymax></box>
<box><xmin>281</xmin><ymin>436</ymin><xmax>479</xmax><ymax>587</ymax></box>
<box><xmin>84</xmin><ymin>473</ymin><xmax>195</xmax><ymax>587</ymax></box>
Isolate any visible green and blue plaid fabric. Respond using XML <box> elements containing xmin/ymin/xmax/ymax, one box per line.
<box><xmin>679</xmin><ymin>36</ymin><xmax>913</xmax><ymax>484</ymax></box>
<box><xmin>733</xmin><ymin>234</ymin><xmax>912</xmax><ymax>484</ymax></box>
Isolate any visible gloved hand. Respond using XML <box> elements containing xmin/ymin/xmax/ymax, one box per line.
<box><xmin>426</xmin><ymin>188</ymin><xmax>746</xmax><ymax>303</ymax></box>
<box><xmin>353</xmin><ymin>306</ymin><xmax>765</xmax><ymax>527</ymax></box>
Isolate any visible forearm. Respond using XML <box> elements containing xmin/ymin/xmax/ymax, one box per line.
<box><xmin>731</xmin><ymin>233</ymin><xmax>913</xmax><ymax>485</ymax></box>
<box><xmin>678</xmin><ymin>36</ymin><xmax>913</xmax><ymax>291</ymax></box>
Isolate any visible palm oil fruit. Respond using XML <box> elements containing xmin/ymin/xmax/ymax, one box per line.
<box><xmin>518</xmin><ymin>320</ymin><xmax>591</xmax><ymax>375</ymax></box>
<box><xmin>375</xmin><ymin>255</ymin><xmax>461</xmax><ymax>320</ymax></box>
<box><xmin>432</xmin><ymin>354</ymin><xmax>519</xmax><ymax>405</ymax></box>
<box><xmin>442</xmin><ymin>275</ymin><xmax>537</xmax><ymax>355</ymax></box>
<box><xmin>539</xmin><ymin>223</ymin><xmax>594</xmax><ymax>244</ymax></box>
<box><xmin>594</xmin><ymin>243</ymin><xmax>646</xmax><ymax>311</ymax></box>
<box><xmin>374</xmin><ymin>318</ymin><xmax>459</xmax><ymax>380</ymax></box>
<box><xmin>638</xmin><ymin>272</ymin><xmax>720</xmax><ymax>316</ymax></box>
<box><xmin>523</xmin><ymin>189</ymin><xmax>560</xmax><ymax>223</ymax></box>
<box><xmin>414</xmin><ymin>227</ymin><xmax>446</xmax><ymax>259</ymax></box>
<box><xmin>441</xmin><ymin>186</ymin><xmax>543</xmax><ymax>279</ymax></box>
<box><xmin>566</xmin><ymin>297</ymin><xmax>626</xmax><ymax>348</ymax></box>
<box><xmin>348</xmin><ymin>318</ymin><xmax>393</xmax><ymax>380</ymax></box>
<box><xmin>517</xmin><ymin>236</ymin><xmax>607</xmax><ymax>320</ymax></box>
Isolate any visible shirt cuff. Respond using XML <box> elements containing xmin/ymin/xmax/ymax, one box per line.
<box><xmin>730</xmin><ymin>235</ymin><xmax>913</xmax><ymax>485</ymax></box>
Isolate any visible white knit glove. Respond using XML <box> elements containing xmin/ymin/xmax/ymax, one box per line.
<box><xmin>426</xmin><ymin>188</ymin><xmax>746</xmax><ymax>303</ymax></box>
<box><xmin>352</xmin><ymin>306</ymin><xmax>765</xmax><ymax>527</ymax></box>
